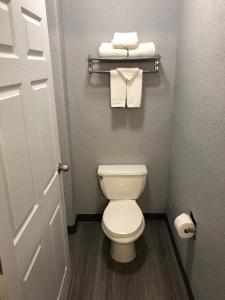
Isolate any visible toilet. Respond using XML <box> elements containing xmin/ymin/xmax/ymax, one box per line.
<box><xmin>97</xmin><ymin>164</ymin><xmax>147</xmax><ymax>263</ymax></box>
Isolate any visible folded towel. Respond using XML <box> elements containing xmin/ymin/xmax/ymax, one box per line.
<box><xmin>126</xmin><ymin>70</ymin><xmax>143</xmax><ymax>107</ymax></box>
<box><xmin>110</xmin><ymin>70</ymin><xmax>126</xmax><ymax>107</ymax></box>
<box><xmin>112</xmin><ymin>32</ymin><xmax>139</xmax><ymax>49</ymax></box>
<box><xmin>99</xmin><ymin>42</ymin><xmax>128</xmax><ymax>57</ymax></box>
<box><xmin>117</xmin><ymin>68</ymin><xmax>140</xmax><ymax>81</ymax></box>
<box><xmin>128</xmin><ymin>42</ymin><xmax>156</xmax><ymax>57</ymax></box>
<box><xmin>116</xmin><ymin>68</ymin><xmax>143</xmax><ymax>108</ymax></box>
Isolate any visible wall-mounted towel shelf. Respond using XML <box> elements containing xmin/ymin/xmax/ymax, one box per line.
<box><xmin>88</xmin><ymin>54</ymin><xmax>161</xmax><ymax>74</ymax></box>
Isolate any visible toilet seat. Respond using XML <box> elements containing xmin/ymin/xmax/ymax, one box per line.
<box><xmin>102</xmin><ymin>200</ymin><xmax>144</xmax><ymax>238</ymax></box>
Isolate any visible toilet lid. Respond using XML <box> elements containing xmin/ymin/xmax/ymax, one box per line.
<box><xmin>103</xmin><ymin>200</ymin><xmax>143</xmax><ymax>237</ymax></box>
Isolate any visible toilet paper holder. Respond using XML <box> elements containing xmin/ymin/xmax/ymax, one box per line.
<box><xmin>185</xmin><ymin>211</ymin><xmax>197</xmax><ymax>235</ymax></box>
<box><xmin>184</xmin><ymin>227</ymin><xmax>197</xmax><ymax>234</ymax></box>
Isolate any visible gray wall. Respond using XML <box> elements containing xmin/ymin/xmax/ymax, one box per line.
<box><xmin>168</xmin><ymin>1</ymin><xmax>225</xmax><ymax>299</ymax></box>
<box><xmin>46</xmin><ymin>0</ymin><xmax>76</xmax><ymax>225</ymax></box>
<box><xmin>61</xmin><ymin>0</ymin><xmax>179</xmax><ymax>213</ymax></box>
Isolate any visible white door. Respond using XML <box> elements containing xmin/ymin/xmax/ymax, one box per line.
<box><xmin>0</xmin><ymin>0</ymin><xmax>71</xmax><ymax>299</ymax></box>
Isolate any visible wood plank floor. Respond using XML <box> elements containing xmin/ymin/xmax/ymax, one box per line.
<box><xmin>67</xmin><ymin>220</ymin><xmax>189</xmax><ymax>300</ymax></box>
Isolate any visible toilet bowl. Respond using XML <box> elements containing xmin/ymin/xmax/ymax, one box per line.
<box><xmin>97</xmin><ymin>164</ymin><xmax>147</xmax><ymax>263</ymax></box>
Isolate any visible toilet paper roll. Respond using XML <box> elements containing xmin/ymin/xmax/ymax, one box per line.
<box><xmin>174</xmin><ymin>213</ymin><xmax>195</xmax><ymax>238</ymax></box>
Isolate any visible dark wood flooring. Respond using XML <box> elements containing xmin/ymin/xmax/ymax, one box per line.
<box><xmin>67</xmin><ymin>220</ymin><xmax>189</xmax><ymax>300</ymax></box>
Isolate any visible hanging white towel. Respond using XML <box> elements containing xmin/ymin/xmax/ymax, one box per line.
<box><xmin>128</xmin><ymin>42</ymin><xmax>156</xmax><ymax>57</ymax></box>
<box><xmin>117</xmin><ymin>68</ymin><xmax>143</xmax><ymax>108</ymax></box>
<box><xmin>99</xmin><ymin>42</ymin><xmax>128</xmax><ymax>57</ymax></box>
<box><xmin>112</xmin><ymin>32</ymin><xmax>139</xmax><ymax>49</ymax></box>
<box><xmin>110</xmin><ymin>70</ymin><xmax>126</xmax><ymax>107</ymax></box>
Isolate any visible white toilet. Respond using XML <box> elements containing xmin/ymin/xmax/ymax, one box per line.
<box><xmin>97</xmin><ymin>164</ymin><xmax>147</xmax><ymax>263</ymax></box>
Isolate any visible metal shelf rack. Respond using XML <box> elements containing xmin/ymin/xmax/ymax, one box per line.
<box><xmin>88</xmin><ymin>54</ymin><xmax>161</xmax><ymax>74</ymax></box>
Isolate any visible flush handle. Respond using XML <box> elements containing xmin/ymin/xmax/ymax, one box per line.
<box><xmin>58</xmin><ymin>163</ymin><xmax>69</xmax><ymax>174</ymax></box>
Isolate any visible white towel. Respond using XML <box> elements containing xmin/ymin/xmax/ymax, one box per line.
<box><xmin>110</xmin><ymin>70</ymin><xmax>126</xmax><ymax>107</ymax></box>
<box><xmin>99</xmin><ymin>42</ymin><xmax>128</xmax><ymax>57</ymax></box>
<box><xmin>129</xmin><ymin>42</ymin><xmax>156</xmax><ymax>57</ymax></box>
<box><xmin>112</xmin><ymin>32</ymin><xmax>139</xmax><ymax>49</ymax></box>
<box><xmin>117</xmin><ymin>68</ymin><xmax>143</xmax><ymax>108</ymax></box>
<box><xmin>127</xmin><ymin>70</ymin><xmax>143</xmax><ymax>107</ymax></box>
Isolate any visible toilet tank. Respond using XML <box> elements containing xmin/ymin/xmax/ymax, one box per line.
<box><xmin>97</xmin><ymin>165</ymin><xmax>147</xmax><ymax>200</ymax></box>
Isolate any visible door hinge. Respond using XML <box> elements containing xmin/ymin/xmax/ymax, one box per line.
<box><xmin>58</xmin><ymin>162</ymin><xmax>70</xmax><ymax>174</ymax></box>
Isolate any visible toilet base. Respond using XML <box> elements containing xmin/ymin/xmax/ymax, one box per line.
<box><xmin>110</xmin><ymin>241</ymin><xmax>136</xmax><ymax>263</ymax></box>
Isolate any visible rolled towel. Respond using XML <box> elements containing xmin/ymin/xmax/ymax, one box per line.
<box><xmin>99</xmin><ymin>42</ymin><xmax>128</xmax><ymax>57</ymax></box>
<box><xmin>112</xmin><ymin>32</ymin><xmax>139</xmax><ymax>49</ymax></box>
<box><xmin>129</xmin><ymin>42</ymin><xmax>156</xmax><ymax>57</ymax></box>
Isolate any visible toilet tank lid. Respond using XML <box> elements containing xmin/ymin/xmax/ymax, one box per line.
<box><xmin>97</xmin><ymin>164</ymin><xmax>147</xmax><ymax>176</ymax></box>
